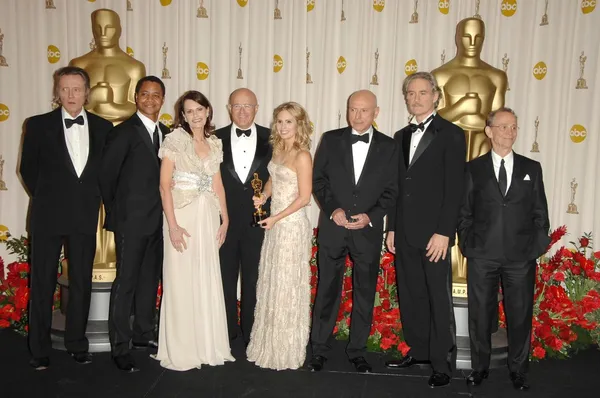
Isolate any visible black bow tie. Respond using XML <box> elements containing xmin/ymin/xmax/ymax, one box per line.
<box><xmin>351</xmin><ymin>134</ymin><xmax>369</xmax><ymax>144</ymax></box>
<box><xmin>408</xmin><ymin>114</ymin><xmax>434</xmax><ymax>134</ymax></box>
<box><xmin>236</xmin><ymin>128</ymin><xmax>251</xmax><ymax>137</ymax></box>
<box><xmin>65</xmin><ymin>115</ymin><xmax>84</xmax><ymax>129</ymax></box>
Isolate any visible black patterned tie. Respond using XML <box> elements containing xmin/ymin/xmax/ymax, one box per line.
<box><xmin>153</xmin><ymin>126</ymin><xmax>160</xmax><ymax>154</ymax></box>
<box><xmin>408</xmin><ymin>114</ymin><xmax>434</xmax><ymax>134</ymax></box>
<box><xmin>65</xmin><ymin>115</ymin><xmax>84</xmax><ymax>128</ymax></box>
<box><xmin>498</xmin><ymin>159</ymin><xmax>507</xmax><ymax>196</ymax></box>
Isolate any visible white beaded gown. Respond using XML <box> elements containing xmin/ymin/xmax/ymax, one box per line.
<box><xmin>154</xmin><ymin>128</ymin><xmax>234</xmax><ymax>371</ymax></box>
<box><xmin>246</xmin><ymin>161</ymin><xmax>312</xmax><ymax>370</ymax></box>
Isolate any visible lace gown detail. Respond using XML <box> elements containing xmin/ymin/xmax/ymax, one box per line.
<box><xmin>246</xmin><ymin>161</ymin><xmax>312</xmax><ymax>370</ymax></box>
<box><xmin>154</xmin><ymin>128</ymin><xmax>234</xmax><ymax>371</ymax></box>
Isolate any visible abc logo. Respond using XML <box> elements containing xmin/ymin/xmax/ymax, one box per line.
<box><xmin>0</xmin><ymin>225</ymin><xmax>10</xmax><ymax>242</ymax></box>
<box><xmin>0</xmin><ymin>103</ymin><xmax>9</xmax><ymax>122</ymax></box>
<box><xmin>159</xmin><ymin>113</ymin><xmax>173</xmax><ymax>128</ymax></box>
<box><xmin>197</xmin><ymin>62</ymin><xmax>210</xmax><ymax>80</ymax></box>
<box><xmin>127</xmin><ymin>47</ymin><xmax>134</xmax><ymax>57</ymax></box>
<box><xmin>500</xmin><ymin>0</ymin><xmax>517</xmax><ymax>17</ymax></box>
<box><xmin>47</xmin><ymin>45</ymin><xmax>61</xmax><ymax>64</ymax></box>
<box><xmin>405</xmin><ymin>59</ymin><xmax>418</xmax><ymax>75</ymax></box>
<box><xmin>307</xmin><ymin>0</ymin><xmax>315</xmax><ymax>12</ymax></box>
<box><xmin>273</xmin><ymin>55</ymin><xmax>284</xmax><ymax>73</ymax></box>
<box><xmin>581</xmin><ymin>0</ymin><xmax>596</xmax><ymax>14</ymax></box>
<box><xmin>438</xmin><ymin>1</ymin><xmax>450</xmax><ymax>14</ymax></box>
<box><xmin>569</xmin><ymin>124</ymin><xmax>587</xmax><ymax>143</ymax></box>
<box><xmin>337</xmin><ymin>56</ymin><xmax>347</xmax><ymax>74</ymax></box>
<box><xmin>373</xmin><ymin>0</ymin><xmax>385</xmax><ymax>12</ymax></box>
<box><xmin>533</xmin><ymin>62</ymin><xmax>547</xmax><ymax>80</ymax></box>
<box><xmin>87</xmin><ymin>0</ymin><xmax>96</xmax><ymax>2</ymax></box>
<box><xmin>160</xmin><ymin>0</ymin><xmax>172</xmax><ymax>6</ymax></box>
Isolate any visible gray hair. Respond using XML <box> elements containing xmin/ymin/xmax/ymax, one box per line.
<box><xmin>486</xmin><ymin>107</ymin><xmax>518</xmax><ymax>127</ymax></box>
<box><xmin>52</xmin><ymin>66</ymin><xmax>91</xmax><ymax>107</ymax></box>
<box><xmin>402</xmin><ymin>71</ymin><xmax>441</xmax><ymax>109</ymax></box>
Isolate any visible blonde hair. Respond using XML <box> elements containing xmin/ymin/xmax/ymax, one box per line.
<box><xmin>270</xmin><ymin>102</ymin><xmax>312</xmax><ymax>153</ymax></box>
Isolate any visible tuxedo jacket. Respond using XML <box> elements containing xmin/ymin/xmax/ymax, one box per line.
<box><xmin>313</xmin><ymin>127</ymin><xmax>399</xmax><ymax>248</ymax></box>
<box><xmin>388</xmin><ymin>113</ymin><xmax>466</xmax><ymax>249</ymax></box>
<box><xmin>215</xmin><ymin>124</ymin><xmax>272</xmax><ymax>230</ymax></box>
<box><xmin>20</xmin><ymin>108</ymin><xmax>112</xmax><ymax>235</ymax></box>
<box><xmin>98</xmin><ymin>113</ymin><xmax>169</xmax><ymax>235</ymax></box>
<box><xmin>457</xmin><ymin>151</ymin><xmax>551</xmax><ymax>261</ymax></box>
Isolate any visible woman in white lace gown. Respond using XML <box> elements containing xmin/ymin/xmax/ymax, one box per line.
<box><xmin>246</xmin><ymin>102</ymin><xmax>313</xmax><ymax>370</ymax></box>
<box><xmin>154</xmin><ymin>91</ymin><xmax>234</xmax><ymax>371</ymax></box>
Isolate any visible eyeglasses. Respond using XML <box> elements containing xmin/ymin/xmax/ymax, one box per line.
<box><xmin>230</xmin><ymin>104</ymin><xmax>256</xmax><ymax>111</ymax></box>
<box><xmin>490</xmin><ymin>125</ymin><xmax>519</xmax><ymax>133</ymax></box>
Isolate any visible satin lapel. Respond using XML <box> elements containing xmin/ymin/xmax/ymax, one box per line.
<box><xmin>342</xmin><ymin>129</ymin><xmax>356</xmax><ymax>186</ymax></box>
<box><xmin>133</xmin><ymin>115</ymin><xmax>159</xmax><ymax>168</ymax></box>
<box><xmin>401</xmin><ymin>128</ymin><xmax>411</xmax><ymax>170</ymax></box>
<box><xmin>244</xmin><ymin>133</ymin><xmax>269</xmax><ymax>184</ymax></box>
<box><xmin>79</xmin><ymin>111</ymin><xmax>96</xmax><ymax>179</ymax></box>
<box><xmin>219</xmin><ymin>128</ymin><xmax>243</xmax><ymax>184</ymax></box>
<box><xmin>408</xmin><ymin>123</ymin><xmax>436</xmax><ymax>169</ymax></box>
<box><xmin>484</xmin><ymin>152</ymin><xmax>504</xmax><ymax>200</ymax></box>
<box><xmin>505</xmin><ymin>152</ymin><xmax>521</xmax><ymax>199</ymax></box>
<box><xmin>53</xmin><ymin>109</ymin><xmax>78</xmax><ymax>178</ymax></box>
<box><xmin>356</xmin><ymin>130</ymin><xmax>380</xmax><ymax>187</ymax></box>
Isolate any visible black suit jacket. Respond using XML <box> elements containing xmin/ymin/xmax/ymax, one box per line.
<box><xmin>98</xmin><ymin>113</ymin><xmax>169</xmax><ymax>235</ymax></box>
<box><xmin>388</xmin><ymin>113</ymin><xmax>466</xmax><ymax>249</ymax></box>
<box><xmin>457</xmin><ymin>151</ymin><xmax>550</xmax><ymax>261</ymax></box>
<box><xmin>215</xmin><ymin>124</ymin><xmax>272</xmax><ymax>229</ymax></box>
<box><xmin>313</xmin><ymin>127</ymin><xmax>399</xmax><ymax>248</ymax></box>
<box><xmin>20</xmin><ymin>108</ymin><xmax>112</xmax><ymax>235</ymax></box>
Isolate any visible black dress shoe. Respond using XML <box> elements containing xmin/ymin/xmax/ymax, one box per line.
<box><xmin>69</xmin><ymin>352</ymin><xmax>92</xmax><ymax>365</ymax></box>
<box><xmin>132</xmin><ymin>340</ymin><xmax>158</xmax><ymax>349</ymax></box>
<box><xmin>113</xmin><ymin>354</ymin><xmax>139</xmax><ymax>373</ymax></box>
<box><xmin>428</xmin><ymin>371</ymin><xmax>451</xmax><ymax>388</ymax></box>
<box><xmin>385</xmin><ymin>355</ymin><xmax>430</xmax><ymax>369</ymax></box>
<box><xmin>307</xmin><ymin>355</ymin><xmax>327</xmax><ymax>372</ymax></box>
<box><xmin>510</xmin><ymin>372</ymin><xmax>530</xmax><ymax>390</ymax></box>
<box><xmin>466</xmin><ymin>370</ymin><xmax>489</xmax><ymax>386</ymax></box>
<box><xmin>29</xmin><ymin>357</ymin><xmax>50</xmax><ymax>370</ymax></box>
<box><xmin>350</xmin><ymin>356</ymin><xmax>372</xmax><ymax>373</ymax></box>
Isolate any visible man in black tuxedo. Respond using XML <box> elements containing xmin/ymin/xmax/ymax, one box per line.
<box><xmin>385</xmin><ymin>72</ymin><xmax>466</xmax><ymax>387</ymax></box>
<box><xmin>20</xmin><ymin>66</ymin><xmax>112</xmax><ymax>370</ymax></box>
<box><xmin>458</xmin><ymin>108</ymin><xmax>550</xmax><ymax>391</ymax></box>
<box><xmin>99</xmin><ymin>76</ymin><xmax>169</xmax><ymax>372</ymax></box>
<box><xmin>309</xmin><ymin>90</ymin><xmax>398</xmax><ymax>373</ymax></box>
<box><xmin>215</xmin><ymin>88</ymin><xmax>271</xmax><ymax>346</ymax></box>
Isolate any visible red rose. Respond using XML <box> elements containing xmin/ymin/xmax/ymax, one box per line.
<box><xmin>0</xmin><ymin>319</ymin><xmax>11</xmax><ymax>328</ymax></box>
<box><xmin>397</xmin><ymin>341</ymin><xmax>411</xmax><ymax>356</ymax></box>
<box><xmin>532</xmin><ymin>346</ymin><xmax>546</xmax><ymax>359</ymax></box>
<box><xmin>579</xmin><ymin>237</ymin><xmax>589</xmax><ymax>248</ymax></box>
<box><xmin>381</xmin><ymin>299</ymin><xmax>391</xmax><ymax>311</ymax></box>
<box><xmin>593</xmin><ymin>251</ymin><xmax>600</xmax><ymax>259</ymax></box>
<box><xmin>553</xmin><ymin>272</ymin><xmax>565</xmax><ymax>282</ymax></box>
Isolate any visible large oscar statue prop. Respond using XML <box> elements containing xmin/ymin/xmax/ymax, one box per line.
<box><xmin>51</xmin><ymin>9</ymin><xmax>146</xmax><ymax>352</ymax></box>
<box><xmin>431</xmin><ymin>17</ymin><xmax>508</xmax><ymax>369</ymax></box>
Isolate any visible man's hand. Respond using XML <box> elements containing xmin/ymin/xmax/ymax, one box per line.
<box><xmin>386</xmin><ymin>231</ymin><xmax>396</xmax><ymax>254</ymax></box>
<box><xmin>331</xmin><ymin>208</ymin><xmax>348</xmax><ymax>227</ymax></box>
<box><xmin>345</xmin><ymin>213</ymin><xmax>370</xmax><ymax>230</ymax></box>
<box><xmin>426</xmin><ymin>233</ymin><xmax>450</xmax><ymax>263</ymax></box>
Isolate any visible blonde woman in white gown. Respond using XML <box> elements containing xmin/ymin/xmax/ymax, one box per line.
<box><xmin>246</xmin><ymin>102</ymin><xmax>313</xmax><ymax>370</ymax></box>
<box><xmin>154</xmin><ymin>90</ymin><xmax>234</xmax><ymax>371</ymax></box>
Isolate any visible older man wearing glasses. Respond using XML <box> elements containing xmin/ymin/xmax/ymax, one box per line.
<box><xmin>457</xmin><ymin>107</ymin><xmax>550</xmax><ymax>391</ymax></box>
<box><xmin>215</xmin><ymin>88</ymin><xmax>272</xmax><ymax>348</ymax></box>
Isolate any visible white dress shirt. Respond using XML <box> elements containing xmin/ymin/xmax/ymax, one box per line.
<box><xmin>408</xmin><ymin>112</ymin><xmax>435</xmax><ymax>163</ymax></box>
<box><xmin>62</xmin><ymin>108</ymin><xmax>89</xmax><ymax>177</ymax></box>
<box><xmin>491</xmin><ymin>149</ymin><xmax>514</xmax><ymax>194</ymax></box>
<box><xmin>351</xmin><ymin>127</ymin><xmax>373</xmax><ymax>184</ymax></box>
<box><xmin>231</xmin><ymin>123</ymin><xmax>257</xmax><ymax>183</ymax></box>
<box><xmin>137</xmin><ymin>111</ymin><xmax>162</xmax><ymax>145</ymax></box>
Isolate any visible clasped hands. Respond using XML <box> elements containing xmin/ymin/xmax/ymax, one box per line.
<box><xmin>168</xmin><ymin>222</ymin><xmax>227</xmax><ymax>252</ymax></box>
<box><xmin>386</xmin><ymin>232</ymin><xmax>449</xmax><ymax>263</ymax></box>
<box><xmin>331</xmin><ymin>208</ymin><xmax>370</xmax><ymax>230</ymax></box>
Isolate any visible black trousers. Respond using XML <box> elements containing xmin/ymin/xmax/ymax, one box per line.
<box><xmin>395</xmin><ymin>234</ymin><xmax>456</xmax><ymax>374</ymax></box>
<box><xmin>108</xmin><ymin>228</ymin><xmax>163</xmax><ymax>357</ymax></box>
<box><xmin>467</xmin><ymin>257</ymin><xmax>536</xmax><ymax>374</ymax></box>
<box><xmin>310</xmin><ymin>231</ymin><xmax>381</xmax><ymax>359</ymax></box>
<box><xmin>28</xmin><ymin>233</ymin><xmax>96</xmax><ymax>358</ymax></box>
<box><xmin>219</xmin><ymin>222</ymin><xmax>264</xmax><ymax>344</ymax></box>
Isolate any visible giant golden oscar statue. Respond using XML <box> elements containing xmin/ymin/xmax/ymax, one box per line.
<box><xmin>431</xmin><ymin>17</ymin><xmax>507</xmax><ymax>296</ymax></box>
<box><xmin>69</xmin><ymin>9</ymin><xmax>146</xmax><ymax>283</ymax></box>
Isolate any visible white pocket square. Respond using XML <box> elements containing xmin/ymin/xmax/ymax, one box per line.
<box><xmin>524</xmin><ymin>174</ymin><xmax>531</xmax><ymax>181</ymax></box>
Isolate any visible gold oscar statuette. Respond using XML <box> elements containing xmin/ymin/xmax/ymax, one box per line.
<box><xmin>341</xmin><ymin>0</ymin><xmax>346</xmax><ymax>21</ymax></box>
<box><xmin>409</xmin><ymin>0</ymin><xmax>419</xmax><ymax>24</ymax></box>
<box><xmin>127</xmin><ymin>0</ymin><xmax>133</xmax><ymax>12</ymax></box>
<box><xmin>251</xmin><ymin>173</ymin><xmax>268</xmax><ymax>227</ymax></box>
<box><xmin>432</xmin><ymin>17</ymin><xmax>508</xmax><ymax>296</ymax></box>
<box><xmin>0</xmin><ymin>155</ymin><xmax>7</xmax><ymax>191</ymax></box>
<box><xmin>576</xmin><ymin>51</ymin><xmax>588</xmax><ymax>89</ymax></box>
<box><xmin>274</xmin><ymin>0</ymin><xmax>282</xmax><ymax>19</ymax></box>
<box><xmin>46</xmin><ymin>0</ymin><xmax>56</xmax><ymax>9</ymax></box>
<box><xmin>502</xmin><ymin>53</ymin><xmax>510</xmax><ymax>91</ymax></box>
<box><xmin>0</xmin><ymin>28</ymin><xmax>7</xmax><ymax>67</ymax></box>
<box><xmin>161</xmin><ymin>42</ymin><xmax>171</xmax><ymax>79</ymax></box>
<box><xmin>441</xmin><ymin>49</ymin><xmax>446</xmax><ymax>66</ymax></box>
<box><xmin>531</xmin><ymin>117</ymin><xmax>540</xmax><ymax>153</ymax></box>
<box><xmin>540</xmin><ymin>0</ymin><xmax>549</xmax><ymax>26</ymax></box>
<box><xmin>567</xmin><ymin>178</ymin><xmax>579</xmax><ymax>214</ymax></box>
<box><xmin>370</xmin><ymin>48</ymin><xmax>379</xmax><ymax>85</ymax></box>
<box><xmin>197</xmin><ymin>0</ymin><xmax>208</xmax><ymax>18</ymax></box>
<box><xmin>306</xmin><ymin>47</ymin><xmax>313</xmax><ymax>84</ymax></box>
<box><xmin>473</xmin><ymin>0</ymin><xmax>482</xmax><ymax>19</ymax></box>
<box><xmin>237</xmin><ymin>43</ymin><xmax>244</xmax><ymax>79</ymax></box>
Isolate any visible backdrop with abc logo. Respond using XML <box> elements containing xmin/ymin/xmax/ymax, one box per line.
<box><xmin>0</xmin><ymin>0</ymin><xmax>599</xmax><ymax>268</ymax></box>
